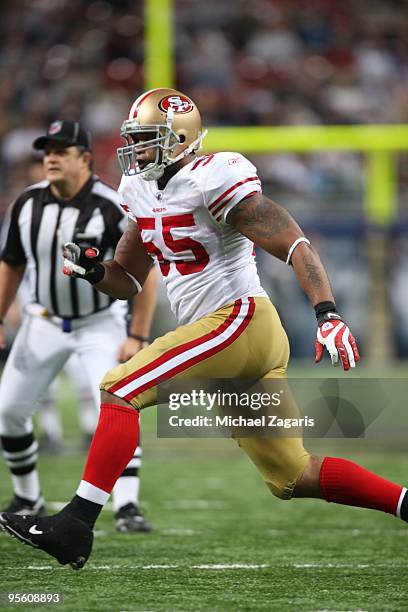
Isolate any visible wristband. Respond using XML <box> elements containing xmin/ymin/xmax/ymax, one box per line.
<box><xmin>124</xmin><ymin>271</ymin><xmax>142</xmax><ymax>293</ymax></box>
<box><xmin>84</xmin><ymin>263</ymin><xmax>105</xmax><ymax>285</ymax></box>
<box><xmin>129</xmin><ymin>334</ymin><xmax>149</xmax><ymax>343</ymax></box>
<box><xmin>314</xmin><ymin>301</ymin><xmax>338</xmax><ymax>321</ymax></box>
<box><xmin>286</xmin><ymin>237</ymin><xmax>311</xmax><ymax>265</ymax></box>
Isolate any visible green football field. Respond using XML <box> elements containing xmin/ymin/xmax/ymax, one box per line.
<box><xmin>1</xmin><ymin>364</ymin><xmax>408</xmax><ymax>611</ymax></box>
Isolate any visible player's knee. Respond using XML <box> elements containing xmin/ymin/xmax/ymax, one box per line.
<box><xmin>0</xmin><ymin>405</ymin><xmax>29</xmax><ymax>437</ymax></box>
<box><xmin>100</xmin><ymin>389</ymin><xmax>137</xmax><ymax>410</ymax></box>
<box><xmin>264</xmin><ymin>478</ymin><xmax>298</xmax><ymax>500</ymax></box>
<box><xmin>262</xmin><ymin>452</ymin><xmax>312</xmax><ymax>501</ymax></box>
<box><xmin>292</xmin><ymin>454</ymin><xmax>323</xmax><ymax>497</ymax></box>
<box><xmin>100</xmin><ymin>358</ymin><xmax>148</xmax><ymax>411</ymax></box>
<box><xmin>235</xmin><ymin>437</ymin><xmax>311</xmax><ymax>500</ymax></box>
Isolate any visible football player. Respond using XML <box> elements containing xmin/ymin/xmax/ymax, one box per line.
<box><xmin>1</xmin><ymin>89</ymin><xmax>407</xmax><ymax>568</ymax></box>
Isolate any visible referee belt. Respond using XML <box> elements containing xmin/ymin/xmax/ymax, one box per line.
<box><xmin>24</xmin><ymin>303</ymin><xmax>112</xmax><ymax>332</ymax></box>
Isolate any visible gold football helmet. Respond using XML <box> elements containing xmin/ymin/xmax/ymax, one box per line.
<box><xmin>117</xmin><ymin>88</ymin><xmax>206</xmax><ymax>181</ymax></box>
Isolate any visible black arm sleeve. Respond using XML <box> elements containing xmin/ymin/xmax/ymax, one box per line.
<box><xmin>1</xmin><ymin>196</ymin><xmax>28</xmax><ymax>266</ymax></box>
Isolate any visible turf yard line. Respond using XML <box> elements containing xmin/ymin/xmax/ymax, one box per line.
<box><xmin>142</xmin><ymin>564</ymin><xmax>179</xmax><ymax>569</ymax></box>
<box><xmin>292</xmin><ymin>562</ymin><xmax>408</xmax><ymax>568</ymax></box>
<box><xmin>293</xmin><ymin>563</ymin><xmax>371</xmax><ymax>568</ymax></box>
<box><xmin>192</xmin><ymin>564</ymin><xmax>269</xmax><ymax>569</ymax></box>
<box><xmin>10</xmin><ymin>561</ymin><xmax>408</xmax><ymax>572</ymax></box>
<box><xmin>9</xmin><ymin>563</ymin><xmax>269</xmax><ymax>571</ymax></box>
<box><xmin>162</xmin><ymin>528</ymin><xmax>195</xmax><ymax>535</ymax></box>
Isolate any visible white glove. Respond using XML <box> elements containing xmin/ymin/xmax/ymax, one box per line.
<box><xmin>315</xmin><ymin>317</ymin><xmax>360</xmax><ymax>371</ymax></box>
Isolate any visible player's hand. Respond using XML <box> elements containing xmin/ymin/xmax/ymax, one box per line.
<box><xmin>62</xmin><ymin>242</ymin><xmax>105</xmax><ymax>285</ymax></box>
<box><xmin>117</xmin><ymin>337</ymin><xmax>148</xmax><ymax>363</ymax></box>
<box><xmin>315</xmin><ymin>314</ymin><xmax>360</xmax><ymax>371</ymax></box>
<box><xmin>62</xmin><ymin>242</ymin><xmax>101</xmax><ymax>277</ymax></box>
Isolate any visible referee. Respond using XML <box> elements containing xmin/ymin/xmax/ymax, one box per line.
<box><xmin>0</xmin><ymin>120</ymin><xmax>157</xmax><ymax>532</ymax></box>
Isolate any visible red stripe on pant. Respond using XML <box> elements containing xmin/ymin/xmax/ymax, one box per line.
<box><xmin>108</xmin><ymin>298</ymin><xmax>246</xmax><ymax>395</ymax></box>
<box><xmin>122</xmin><ymin>297</ymin><xmax>256</xmax><ymax>401</ymax></box>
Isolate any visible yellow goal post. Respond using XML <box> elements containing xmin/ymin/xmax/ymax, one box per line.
<box><xmin>144</xmin><ymin>0</ymin><xmax>408</xmax><ymax>226</ymax></box>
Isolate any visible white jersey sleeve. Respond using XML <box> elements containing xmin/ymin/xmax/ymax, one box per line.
<box><xmin>117</xmin><ymin>176</ymin><xmax>138</xmax><ymax>223</ymax></box>
<box><xmin>200</xmin><ymin>153</ymin><xmax>262</xmax><ymax>225</ymax></box>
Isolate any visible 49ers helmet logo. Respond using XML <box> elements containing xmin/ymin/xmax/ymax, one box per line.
<box><xmin>159</xmin><ymin>95</ymin><xmax>193</xmax><ymax>114</ymax></box>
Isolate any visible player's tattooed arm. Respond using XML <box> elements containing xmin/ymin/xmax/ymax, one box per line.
<box><xmin>93</xmin><ymin>219</ymin><xmax>153</xmax><ymax>299</ymax></box>
<box><xmin>227</xmin><ymin>192</ymin><xmax>335</xmax><ymax>306</ymax></box>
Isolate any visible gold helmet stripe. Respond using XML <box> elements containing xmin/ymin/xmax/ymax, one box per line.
<box><xmin>128</xmin><ymin>88</ymin><xmax>168</xmax><ymax>120</ymax></box>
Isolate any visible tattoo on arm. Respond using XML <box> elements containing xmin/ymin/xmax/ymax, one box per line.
<box><xmin>227</xmin><ymin>197</ymin><xmax>291</xmax><ymax>242</ymax></box>
<box><xmin>301</xmin><ymin>254</ymin><xmax>323</xmax><ymax>289</ymax></box>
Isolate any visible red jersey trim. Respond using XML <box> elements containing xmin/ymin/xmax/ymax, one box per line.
<box><xmin>208</xmin><ymin>176</ymin><xmax>260</xmax><ymax>212</ymax></box>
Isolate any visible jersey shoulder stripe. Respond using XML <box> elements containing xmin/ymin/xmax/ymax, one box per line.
<box><xmin>213</xmin><ymin>189</ymin><xmax>260</xmax><ymax>223</ymax></box>
<box><xmin>190</xmin><ymin>154</ymin><xmax>215</xmax><ymax>171</ymax></box>
<box><xmin>191</xmin><ymin>152</ymin><xmax>262</xmax><ymax>225</ymax></box>
<box><xmin>208</xmin><ymin>176</ymin><xmax>260</xmax><ymax>212</ymax></box>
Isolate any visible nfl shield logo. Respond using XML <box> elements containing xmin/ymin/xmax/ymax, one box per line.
<box><xmin>48</xmin><ymin>121</ymin><xmax>62</xmax><ymax>135</ymax></box>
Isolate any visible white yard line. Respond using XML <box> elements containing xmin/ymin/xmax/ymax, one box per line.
<box><xmin>267</xmin><ymin>529</ymin><xmax>286</xmax><ymax>536</ymax></box>
<box><xmin>142</xmin><ymin>565</ymin><xmax>179</xmax><ymax>569</ymax></box>
<box><xmin>192</xmin><ymin>564</ymin><xmax>269</xmax><ymax>569</ymax></box>
<box><xmin>293</xmin><ymin>563</ymin><xmax>374</xmax><ymax>569</ymax></box>
<box><xmin>8</xmin><ymin>563</ymin><xmax>268</xmax><ymax>571</ymax></box>
<box><xmin>8</xmin><ymin>561</ymin><xmax>408</xmax><ymax>572</ymax></box>
<box><xmin>162</xmin><ymin>528</ymin><xmax>195</xmax><ymax>536</ymax></box>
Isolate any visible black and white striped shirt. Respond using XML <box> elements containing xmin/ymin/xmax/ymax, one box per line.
<box><xmin>1</xmin><ymin>175</ymin><xmax>126</xmax><ymax>318</ymax></box>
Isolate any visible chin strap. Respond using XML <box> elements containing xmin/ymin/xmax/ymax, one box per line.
<box><xmin>142</xmin><ymin>129</ymin><xmax>208</xmax><ymax>181</ymax></box>
<box><xmin>168</xmin><ymin>129</ymin><xmax>208</xmax><ymax>165</ymax></box>
<box><xmin>164</xmin><ymin>105</ymin><xmax>208</xmax><ymax>165</ymax></box>
<box><xmin>140</xmin><ymin>104</ymin><xmax>208</xmax><ymax>180</ymax></box>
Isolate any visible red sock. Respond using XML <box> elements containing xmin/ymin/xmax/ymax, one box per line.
<box><xmin>320</xmin><ymin>456</ymin><xmax>405</xmax><ymax>517</ymax></box>
<box><xmin>82</xmin><ymin>403</ymin><xmax>139</xmax><ymax>493</ymax></box>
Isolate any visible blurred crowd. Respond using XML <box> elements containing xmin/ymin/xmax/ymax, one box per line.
<box><xmin>176</xmin><ymin>0</ymin><xmax>407</xmax><ymax>126</ymax></box>
<box><xmin>0</xmin><ymin>0</ymin><xmax>407</xmax><ymax>357</ymax></box>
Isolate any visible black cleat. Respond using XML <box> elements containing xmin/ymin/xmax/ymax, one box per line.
<box><xmin>0</xmin><ymin>512</ymin><xmax>93</xmax><ymax>570</ymax></box>
<box><xmin>115</xmin><ymin>503</ymin><xmax>152</xmax><ymax>533</ymax></box>
<box><xmin>2</xmin><ymin>495</ymin><xmax>47</xmax><ymax>517</ymax></box>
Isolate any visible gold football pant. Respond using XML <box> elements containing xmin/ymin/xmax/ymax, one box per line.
<box><xmin>101</xmin><ymin>297</ymin><xmax>310</xmax><ymax>499</ymax></box>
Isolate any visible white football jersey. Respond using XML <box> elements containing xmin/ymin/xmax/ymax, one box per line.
<box><xmin>118</xmin><ymin>152</ymin><xmax>267</xmax><ymax>324</ymax></box>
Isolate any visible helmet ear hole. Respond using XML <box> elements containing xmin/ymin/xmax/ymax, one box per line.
<box><xmin>179</xmin><ymin>134</ymin><xmax>186</xmax><ymax>143</ymax></box>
